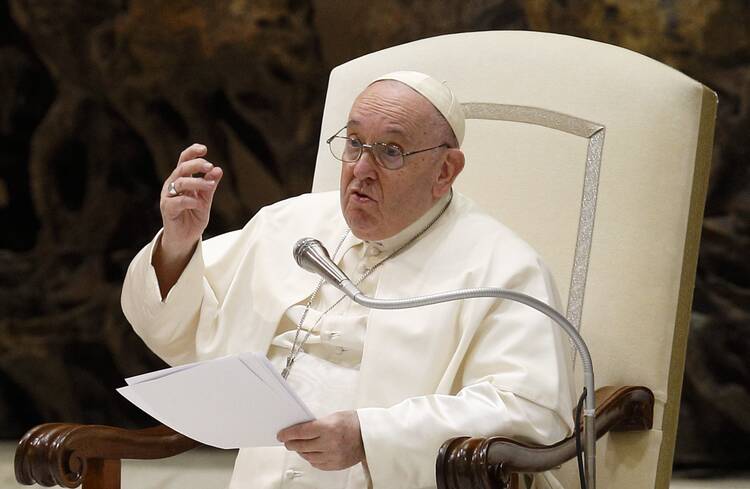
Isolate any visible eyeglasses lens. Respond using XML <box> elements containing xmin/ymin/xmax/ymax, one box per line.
<box><xmin>329</xmin><ymin>137</ymin><xmax>360</xmax><ymax>162</ymax></box>
<box><xmin>374</xmin><ymin>144</ymin><xmax>404</xmax><ymax>169</ymax></box>
<box><xmin>328</xmin><ymin>137</ymin><xmax>404</xmax><ymax>169</ymax></box>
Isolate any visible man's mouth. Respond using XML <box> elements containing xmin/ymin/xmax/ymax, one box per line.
<box><xmin>351</xmin><ymin>189</ymin><xmax>376</xmax><ymax>203</ymax></box>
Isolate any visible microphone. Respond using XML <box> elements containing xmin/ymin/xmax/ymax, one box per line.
<box><xmin>293</xmin><ymin>237</ymin><xmax>598</xmax><ymax>489</ymax></box>
<box><xmin>293</xmin><ymin>238</ymin><xmax>362</xmax><ymax>298</ymax></box>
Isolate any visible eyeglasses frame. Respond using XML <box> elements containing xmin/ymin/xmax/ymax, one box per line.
<box><xmin>325</xmin><ymin>126</ymin><xmax>450</xmax><ymax>170</ymax></box>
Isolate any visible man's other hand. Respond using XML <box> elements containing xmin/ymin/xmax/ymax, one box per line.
<box><xmin>277</xmin><ymin>410</ymin><xmax>366</xmax><ymax>471</ymax></box>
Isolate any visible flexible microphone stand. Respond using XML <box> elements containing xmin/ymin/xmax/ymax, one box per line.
<box><xmin>294</xmin><ymin>237</ymin><xmax>596</xmax><ymax>489</ymax></box>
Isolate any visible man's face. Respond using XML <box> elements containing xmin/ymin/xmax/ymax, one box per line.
<box><xmin>339</xmin><ymin>81</ymin><xmax>451</xmax><ymax>241</ymax></box>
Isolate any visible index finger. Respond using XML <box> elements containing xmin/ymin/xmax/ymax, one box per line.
<box><xmin>177</xmin><ymin>143</ymin><xmax>207</xmax><ymax>166</ymax></box>
<box><xmin>277</xmin><ymin>420</ymin><xmax>319</xmax><ymax>442</ymax></box>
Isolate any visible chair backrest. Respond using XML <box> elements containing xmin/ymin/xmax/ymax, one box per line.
<box><xmin>311</xmin><ymin>31</ymin><xmax>716</xmax><ymax>489</ymax></box>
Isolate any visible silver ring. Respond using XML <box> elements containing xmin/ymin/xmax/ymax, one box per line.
<box><xmin>168</xmin><ymin>181</ymin><xmax>179</xmax><ymax>197</ymax></box>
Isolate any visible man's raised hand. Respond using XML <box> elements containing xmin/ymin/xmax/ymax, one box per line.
<box><xmin>160</xmin><ymin>144</ymin><xmax>223</xmax><ymax>254</ymax></box>
<box><xmin>153</xmin><ymin>144</ymin><xmax>223</xmax><ymax>298</ymax></box>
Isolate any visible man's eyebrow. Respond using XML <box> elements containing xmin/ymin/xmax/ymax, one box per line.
<box><xmin>346</xmin><ymin>119</ymin><xmax>408</xmax><ymax>136</ymax></box>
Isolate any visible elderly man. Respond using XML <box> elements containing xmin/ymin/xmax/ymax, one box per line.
<box><xmin>121</xmin><ymin>71</ymin><xmax>574</xmax><ymax>489</ymax></box>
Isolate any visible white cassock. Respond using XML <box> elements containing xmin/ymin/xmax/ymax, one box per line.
<box><xmin>121</xmin><ymin>190</ymin><xmax>575</xmax><ymax>489</ymax></box>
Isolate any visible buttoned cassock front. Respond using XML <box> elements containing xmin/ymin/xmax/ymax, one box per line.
<box><xmin>121</xmin><ymin>191</ymin><xmax>575</xmax><ymax>489</ymax></box>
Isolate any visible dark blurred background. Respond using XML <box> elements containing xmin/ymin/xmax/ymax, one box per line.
<box><xmin>0</xmin><ymin>0</ymin><xmax>748</xmax><ymax>473</ymax></box>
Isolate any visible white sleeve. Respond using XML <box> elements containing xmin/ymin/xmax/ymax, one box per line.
<box><xmin>120</xmin><ymin>215</ymin><xmax>256</xmax><ymax>366</ymax></box>
<box><xmin>120</xmin><ymin>229</ymin><xmax>216</xmax><ymax>366</ymax></box>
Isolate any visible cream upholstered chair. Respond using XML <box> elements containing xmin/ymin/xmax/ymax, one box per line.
<box><xmin>313</xmin><ymin>31</ymin><xmax>716</xmax><ymax>488</ymax></box>
<box><xmin>15</xmin><ymin>31</ymin><xmax>716</xmax><ymax>489</ymax></box>
<box><xmin>310</xmin><ymin>30</ymin><xmax>716</xmax><ymax>489</ymax></box>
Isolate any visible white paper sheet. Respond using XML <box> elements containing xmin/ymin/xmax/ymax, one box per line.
<box><xmin>117</xmin><ymin>353</ymin><xmax>314</xmax><ymax>449</ymax></box>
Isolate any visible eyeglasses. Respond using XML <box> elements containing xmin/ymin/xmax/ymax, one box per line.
<box><xmin>326</xmin><ymin>126</ymin><xmax>449</xmax><ymax>170</ymax></box>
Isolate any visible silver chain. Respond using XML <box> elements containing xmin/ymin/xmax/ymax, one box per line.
<box><xmin>281</xmin><ymin>191</ymin><xmax>453</xmax><ymax>379</ymax></box>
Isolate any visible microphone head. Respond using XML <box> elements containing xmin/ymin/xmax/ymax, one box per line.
<box><xmin>292</xmin><ymin>236</ymin><xmax>361</xmax><ymax>298</ymax></box>
<box><xmin>293</xmin><ymin>237</ymin><xmax>328</xmax><ymax>272</ymax></box>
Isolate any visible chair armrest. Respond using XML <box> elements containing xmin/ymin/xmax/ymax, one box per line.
<box><xmin>15</xmin><ymin>423</ymin><xmax>200</xmax><ymax>488</ymax></box>
<box><xmin>436</xmin><ymin>385</ymin><xmax>654</xmax><ymax>489</ymax></box>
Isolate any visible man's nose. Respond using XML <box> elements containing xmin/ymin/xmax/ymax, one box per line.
<box><xmin>352</xmin><ymin>147</ymin><xmax>378</xmax><ymax>179</ymax></box>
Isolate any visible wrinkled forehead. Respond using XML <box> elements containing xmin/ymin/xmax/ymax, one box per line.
<box><xmin>347</xmin><ymin>80</ymin><xmax>441</xmax><ymax>137</ymax></box>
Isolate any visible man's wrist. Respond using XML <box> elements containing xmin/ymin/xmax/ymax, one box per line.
<box><xmin>157</xmin><ymin>232</ymin><xmax>199</xmax><ymax>265</ymax></box>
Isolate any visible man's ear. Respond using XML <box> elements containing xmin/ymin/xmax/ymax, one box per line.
<box><xmin>433</xmin><ymin>149</ymin><xmax>465</xmax><ymax>199</ymax></box>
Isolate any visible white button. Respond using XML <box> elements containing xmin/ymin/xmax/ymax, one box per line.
<box><xmin>366</xmin><ymin>246</ymin><xmax>381</xmax><ymax>257</ymax></box>
<box><xmin>327</xmin><ymin>331</ymin><xmax>340</xmax><ymax>339</ymax></box>
<box><xmin>334</xmin><ymin>346</ymin><xmax>346</xmax><ymax>355</ymax></box>
<box><xmin>285</xmin><ymin>469</ymin><xmax>303</xmax><ymax>479</ymax></box>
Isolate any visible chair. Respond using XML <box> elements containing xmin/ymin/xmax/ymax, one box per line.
<box><xmin>15</xmin><ymin>31</ymin><xmax>716</xmax><ymax>489</ymax></box>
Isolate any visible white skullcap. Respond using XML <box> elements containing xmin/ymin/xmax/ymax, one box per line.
<box><xmin>371</xmin><ymin>71</ymin><xmax>465</xmax><ymax>147</ymax></box>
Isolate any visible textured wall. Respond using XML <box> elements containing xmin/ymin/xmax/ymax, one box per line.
<box><xmin>0</xmin><ymin>0</ymin><xmax>747</xmax><ymax>470</ymax></box>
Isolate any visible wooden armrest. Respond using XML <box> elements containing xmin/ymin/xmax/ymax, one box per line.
<box><xmin>15</xmin><ymin>423</ymin><xmax>200</xmax><ymax>488</ymax></box>
<box><xmin>436</xmin><ymin>385</ymin><xmax>654</xmax><ymax>489</ymax></box>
